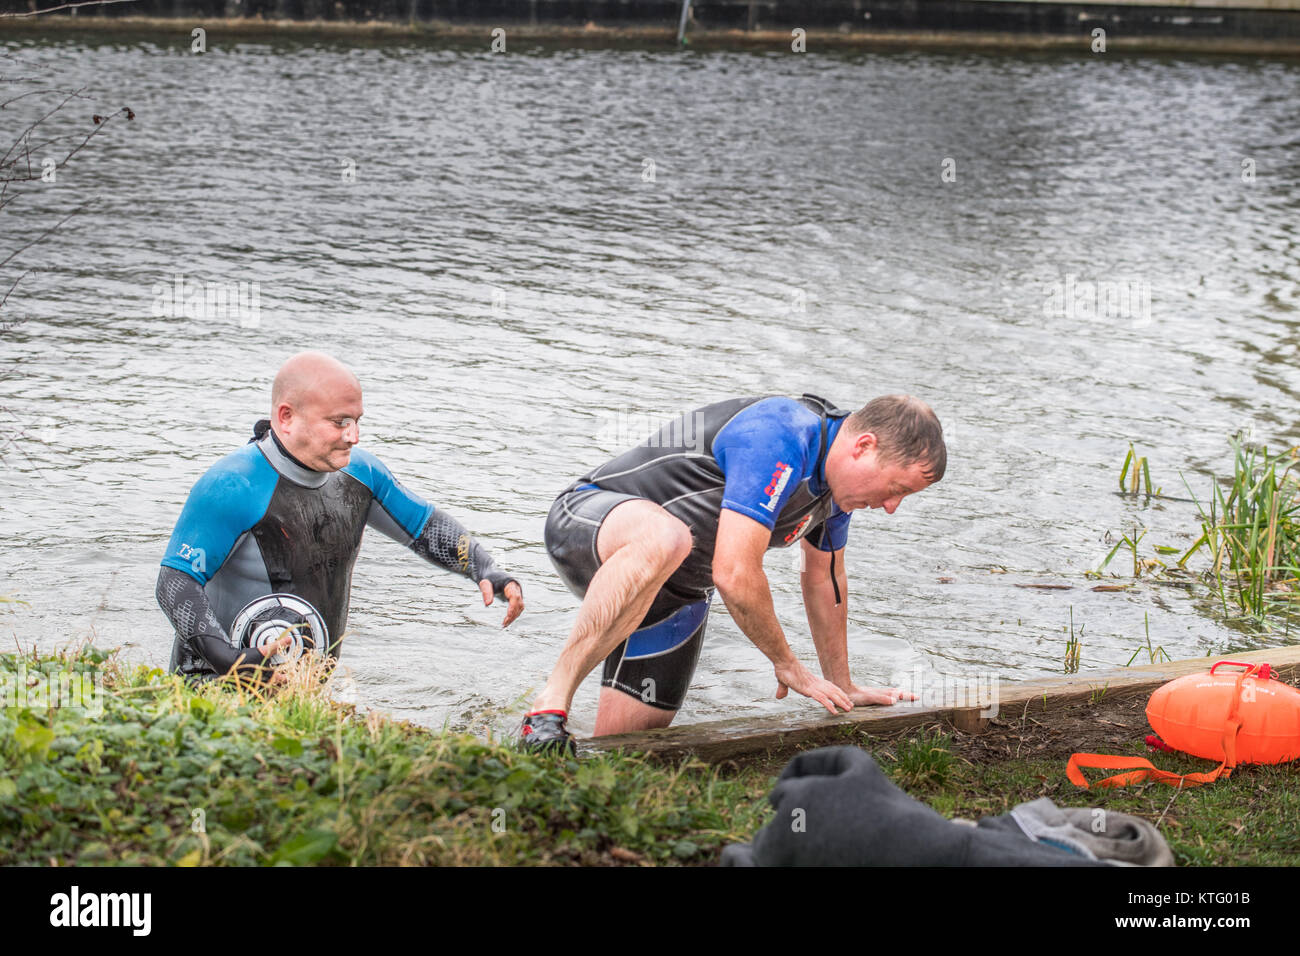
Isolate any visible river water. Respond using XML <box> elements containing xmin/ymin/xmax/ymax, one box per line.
<box><xmin>2</xmin><ymin>30</ymin><xmax>1298</xmax><ymax>736</ymax></box>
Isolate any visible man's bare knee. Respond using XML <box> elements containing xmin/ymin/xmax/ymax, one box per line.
<box><xmin>651</xmin><ymin>518</ymin><xmax>692</xmax><ymax>568</ymax></box>
<box><xmin>598</xmin><ymin>501</ymin><xmax>693</xmax><ymax>572</ymax></box>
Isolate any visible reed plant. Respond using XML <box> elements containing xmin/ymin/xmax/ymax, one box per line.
<box><xmin>1063</xmin><ymin>606</ymin><xmax>1082</xmax><ymax>674</ymax></box>
<box><xmin>1177</xmin><ymin>440</ymin><xmax>1300</xmax><ymax>628</ymax></box>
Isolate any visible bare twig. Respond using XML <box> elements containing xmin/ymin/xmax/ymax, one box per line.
<box><xmin>1</xmin><ymin>87</ymin><xmax>88</xmax><ymax>166</ymax></box>
<box><xmin>1154</xmin><ymin>779</ymin><xmax>1184</xmax><ymax>829</ymax></box>
<box><xmin>2</xmin><ymin>91</ymin><xmax>129</xmax><ymax>173</ymax></box>
<box><xmin>0</xmin><ymin>269</ymin><xmax>32</xmax><ymax>311</ymax></box>
<box><xmin>0</xmin><ymin>103</ymin><xmax>132</xmax><ymax>221</ymax></box>
<box><xmin>0</xmin><ymin>201</ymin><xmax>92</xmax><ymax>271</ymax></box>
<box><xmin>0</xmin><ymin>42</ymin><xmax>134</xmax><ymax>346</ymax></box>
<box><xmin>0</xmin><ymin>407</ymin><xmax>51</xmax><ymax>472</ymax></box>
<box><xmin>0</xmin><ymin>0</ymin><xmax>141</xmax><ymax>18</ymax></box>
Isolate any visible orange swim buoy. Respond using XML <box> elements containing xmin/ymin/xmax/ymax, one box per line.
<box><xmin>1067</xmin><ymin>661</ymin><xmax>1300</xmax><ymax>789</ymax></box>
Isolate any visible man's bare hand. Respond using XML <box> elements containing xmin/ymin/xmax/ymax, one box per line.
<box><xmin>479</xmin><ymin>579</ymin><xmax>524</xmax><ymax>628</ymax></box>
<box><xmin>260</xmin><ymin>634</ymin><xmax>295</xmax><ymax>686</ymax></box>
<box><xmin>262</xmin><ymin>633</ymin><xmax>294</xmax><ymax>662</ymax></box>
<box><xmin>845</xmin><ymin>684</ymin><xmax>918</xmax><ymax>707</ymax></box>
<box><xmin>774</xmin><ymin>660</ymin><xmax>854</xmax><ymax>715</ymax></box>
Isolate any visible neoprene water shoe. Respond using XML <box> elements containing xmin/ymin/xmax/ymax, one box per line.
<box><xmin>519</xmin><ymin>710</ymin><xmax>576</xmax><ymax>755</ymax></box>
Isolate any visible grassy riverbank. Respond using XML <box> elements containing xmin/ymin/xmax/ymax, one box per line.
<box><xmin>4</xmin><ymin>644</ymin><xmax>1297</xmax><ymax>866</ymax></box>
<box><xmin>0</xmin><ymin>645</ymin><xmax>778</xmax><ymax>866</ymax></box>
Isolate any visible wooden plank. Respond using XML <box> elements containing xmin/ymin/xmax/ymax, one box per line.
<box><xmin>583</xmin><ymin>646</ymin><xmax>1300</xmax><ymax>763</ymax></box>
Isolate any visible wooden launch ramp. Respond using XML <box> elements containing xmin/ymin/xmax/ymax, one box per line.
<box><xmin>584</xmin><ymin>646</ymin><xmax>1300</xmax><ymax>764</ymax></box>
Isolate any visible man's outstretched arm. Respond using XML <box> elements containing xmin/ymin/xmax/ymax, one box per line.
<box><xmin>712</xmin><ymin>509</ymin><xmax>853</xmax><ymax>715</ymax></box>
<box><xmin>408</xmin><ymin>508</ymin><xmax>524</xmax><ymax>627</ymax></box>
<box><xmin>347</xmin><ymin>447</ymin><xmax>524</xmax><ymax>627</ymax></box>
<box><xmin>799</xmin><ymin>539</ymin><xmax>917</xmax><ymax>707</ymax></box>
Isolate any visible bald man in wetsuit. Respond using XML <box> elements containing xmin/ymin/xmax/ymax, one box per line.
<box><xmin>156</xmin><ymin>351</ymin><xmax>524</xmax><ymax>683</ymax></box>
<box><xmin>519</xmin><ymin>394</ymin><xmax>945</xmax><ymax>753</ymax></box>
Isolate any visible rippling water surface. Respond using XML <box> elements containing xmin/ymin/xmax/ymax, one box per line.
<box><xmin>2</xmin><ymin>32</ymin><xmax>1298</xmax><ymax>734</ymax></box>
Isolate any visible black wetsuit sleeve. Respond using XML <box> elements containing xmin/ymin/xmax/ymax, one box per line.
<box><xmin>410</xmin><ymin>509</ymin><xmax>521</xmax><ymax>600</ymax></box>
<box><xmin>155</xmin><ymin>566</ymin><xmax>274</xmax><ymax>680</ymax></box>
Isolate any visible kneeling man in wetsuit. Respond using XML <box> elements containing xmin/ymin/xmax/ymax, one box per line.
<box><xmin>519</xmin><ymin>393</ymin><xmax>944</xmax><ymax>752</ymax></box>
<box><xmin>156</xmin><ymin>351</ymin><xmax>524</xmax><ymax>683</ymax></box>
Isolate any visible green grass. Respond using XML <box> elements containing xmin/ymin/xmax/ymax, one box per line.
<box><xmin>884</xmin><ymin>728</ymin><xmax>955</xmax><ymax>788</ymax></box>
<box><xmin>0</xmin><ymin>645</ymin><xmax>776</xmax><ymax>866</ymax></box>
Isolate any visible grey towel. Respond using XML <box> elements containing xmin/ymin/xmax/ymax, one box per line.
<box><xmin>994</xmin><ymin>797</ymin><xmax>1173</xmax><ymax>866</ymax></box>
<box><xmin>721</xmin><ymin>746</ymin><xmax>1168</xmax><ymax>867</ymax></box>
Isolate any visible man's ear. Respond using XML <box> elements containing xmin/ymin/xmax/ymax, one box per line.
<box><xmin>854</xmin><ymin>431</ymin><xmax>879</xmax><ymax>458</ymax></box>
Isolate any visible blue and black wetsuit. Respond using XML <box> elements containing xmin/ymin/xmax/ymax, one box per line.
<box><xmin>543</xmin><ymin>394</ymin><xmax>850</xmax><ymax>711</ymax></box>
<box><xmin>157</xmin><ymin>421</ymin><xmax>518</xmax><ymax>681</ymax></box>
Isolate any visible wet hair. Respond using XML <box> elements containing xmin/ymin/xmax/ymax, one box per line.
<box><xmin>845</xmin><ymin>395</ymin><xmax>946</xmax><ymax>482</ymax></box>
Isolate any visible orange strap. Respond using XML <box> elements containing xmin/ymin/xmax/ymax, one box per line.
<box><xmin>1066</xmin><ymin>665</ymin><xmax>1258</xmax><ymax>790</ymax></box>
<box><xmin>1066</xmin><ymin>731</ymin><xmax>1237</xmax><ymax>789</ymax></box>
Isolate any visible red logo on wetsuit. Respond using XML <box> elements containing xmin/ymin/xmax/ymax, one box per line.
<box><xmin>784</xmin><ymin>513</ymin><xmax>814</xmax><ymax>544</ymax></box>
<box><xmin>762</xmin><ymin>462</ymin><xmax>794</xmax><ymax>512</ymax></box>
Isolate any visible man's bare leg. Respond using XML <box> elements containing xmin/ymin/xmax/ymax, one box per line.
<box><xmin>529</xmin><ymin>499</ymin><xmax>691</xmax><ymax>717</ymax></box>
<box><xmin>593</xmin><ymin>686</ymin><xmax>677</xmax><ymax>736</ymax></box>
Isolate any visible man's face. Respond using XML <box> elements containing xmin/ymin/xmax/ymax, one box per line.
<box><xmin>829</xmin><ymin>432</ymin><xmax>934</xmax><ymax>514</ymax></box>
<box><xmin>277</xmin><ymin>380</ymin><xmax>363</xmax><ymax>472</ymax></box>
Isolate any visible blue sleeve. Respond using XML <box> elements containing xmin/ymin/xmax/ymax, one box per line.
<box><xmin>811</xmin><ymin>507</ymin><xmax>852</xmax><ymax>552</ymax></box>
<box><xmin>345</xmin><ymin>448</ymin><xmax>518</xmax><ymax>598</ymax></box>
<box><xmin>159</xmin><ymin>447</ymin><xmax>277</xmax><ymax>585</ymax></box>
<box><xmin>712</xmin><ymin>399</ymin><xmax>813</xmax><ymax>530</ymax></box>
<box><xmin>344</xmin><ymin>447</ymin><xmax>435</xmax><ymax>539</ymax></box>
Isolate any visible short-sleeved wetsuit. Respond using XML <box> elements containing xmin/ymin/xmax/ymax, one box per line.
<box><xmin>543</xmin><ymin>394</ymin><xmax>850</xmax><ymax>711</ymax></box>
<box><xmin>157</xmin><ymin>421</ymin><xmax>517</xmax><ymax>681</ymax></box>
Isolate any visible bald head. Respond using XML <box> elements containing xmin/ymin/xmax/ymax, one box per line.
<box><xmin>270</xmin><ymin>351</ymin><xmax>364</xmax><ymax>472</ymax></box>
<box><xmin>272</xmin><ymin>351</ymin><xmax>361</xmax><ymax>411</ymax></box>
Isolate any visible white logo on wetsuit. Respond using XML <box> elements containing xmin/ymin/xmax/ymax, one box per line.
<box><xmin>762</xmin><ymin>462</ymin><xmax>794</xmax><ymax>512</ymax></box>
